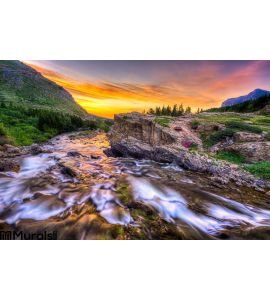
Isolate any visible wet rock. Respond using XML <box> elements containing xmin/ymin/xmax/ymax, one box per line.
<box><xmin>0</xmin><ymin>159</ymin><xmax>20</xmax><ymax>172</ymax></box>
<box><xmin>30</xmin><ymin>144</ymin><xmax>43</xmax><ymax>155</ymax></box>
<box><xmin>59</xmin><ymin>161</ymin><xmax>79</xmax><ymax>178</ymax></box>
<box><xmin>91</xmin><ymin>154</ymin><xmax>101</xmax><ymax>159</ymax></box>
<box><xmin>67</xmin><ymin>151</ymin><xmax>81</xmax><ymax>157</ymax></box>
<box><xmin>103</xmin><ymin>148</ymin><xmax>114</xmax><ymax>157</ymax></box>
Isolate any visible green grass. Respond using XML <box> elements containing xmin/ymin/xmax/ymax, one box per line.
<box><xmin>250</xmin><ymin>115</ymin><xmax>270</xmax><ymax>126</ymax></box>
<box><xmin>198</xmin><ymin>113</ymin><xmax>267</xmax><ymax>148</ymax></box>
<box><xmin>225</xmin><ymin>121</ymin><xmax>262</xmax><ymax>134</ymax></box>
<box><xmin>244</xmin><ymin>161</ymin><xmax>270</xmax><ymax>180</ymax></box>
<box><xmin>190</xmin><ymin>120</ymin><xmax>200</xmax><ymax>129</ymax></box>
<box><xmin>202</xmin><ymin>128</ymin><xmax>235</xmax><ymax>147</ymax></box>
<box><xmin>215</xmin><ymin>151</ymin><xmax>246</xmax><ymax>164</ymax></box>
<box><xmin>198</xmin><ymin>114</ymin><xmax>251</xmax><ymax>123</ymax></box>
<box><xmin>154</xmin><ymin>116</ymin><xmax>171</xmax><ymax>127</ymax></box>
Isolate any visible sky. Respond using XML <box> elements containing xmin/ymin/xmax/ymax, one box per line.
<box><xmin>24</xmin><ymin>60</ymin><xmax>270</xmax><ymax>118</ymax></box>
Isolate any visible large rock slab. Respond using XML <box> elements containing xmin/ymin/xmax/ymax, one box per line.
<box><xmin>226</xmin><ymin>142</ymin><xmax>270</xmax><ymax>163</ymax></box>
<box><xmin>233</xmin><ymin>131</ymin><xmax>264</xmax><ymax>143</ymax></box>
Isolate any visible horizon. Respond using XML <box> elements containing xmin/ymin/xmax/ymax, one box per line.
<box><xmin>24</xmin><ymin>60</ymin><xmax>270</xmax><ymax>118</ymax></box>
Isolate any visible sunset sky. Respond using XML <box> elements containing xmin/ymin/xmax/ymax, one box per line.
<box><xmin>25</xmin><ymin>60</ymin><xmax>270</xmax><ymax>118</ymax></box>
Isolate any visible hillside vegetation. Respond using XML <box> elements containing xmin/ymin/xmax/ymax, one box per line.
<box><xmin>0</xmin><ymin>60</ymin><xmax>87</xmax><ymax>116</ymax></box>
<box><xmin>206</xmin><ymin>94</ymin><xmax>270</xmax><ymax>113</ymax></box>
<box><xmin>0</xmin><ymin>61</ymin><xmax>110</xmax><ymax>145</ymax></box>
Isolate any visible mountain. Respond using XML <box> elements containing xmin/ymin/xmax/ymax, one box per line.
<box><xmin>0</xmin><ymin>60</ymin><xmax>87</xmax><ymax>117</ymax></box>
<box><xmin>221</xmin><ymin>89</ymin><xmax>270</xmax><ymax>107</ymax></box>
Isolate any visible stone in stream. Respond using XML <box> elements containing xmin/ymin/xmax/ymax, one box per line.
<box><xmin>67</xmin><ymin>151</ymin><xmax>82</xmax><ymax>157</ymax></box>
<box><xmin>0</xmin><ymin>158</ymin><xmax>20</xmax><ymax>172</ymax></box>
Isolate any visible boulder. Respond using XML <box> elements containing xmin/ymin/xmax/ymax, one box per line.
<box><xmin>225</xmin><ymin>142</ymin><xmax>270</xmax><ymax>163</ymax></box>
<box><xmin>59</xmin><ymin>161</ymin><xmax>78</xmax><ymax>178</ymax></box>
<box><xmin>0</xmin><ymin>159</ymin><xmax>20</xmax><ymax>172</ymax></box>
<box><xmin>4</xmin><ymin>144</ymin><xmax>21</xmax><ymax>154</ymax></box>
<box><xmin>30</xmin><ymin>144</ymin><xmax>43</xmax><ymax>155</ymax></box>
<box><xmin>197</xmin><ymin>122</ymin><xmax>225</xmax><ymax>133</ymax></box>
<box><xmin>233</xmin><ymin>131</ymin><xmax>264</xmax><ymax>143</ymax></box>
<box><xmin>67</xmin><ymin>151</ymin><xmax>81</xmax><ymax>157</ymax></box>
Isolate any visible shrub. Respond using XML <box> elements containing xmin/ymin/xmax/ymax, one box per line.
<box><xmin>225</xmin><ymin>121</ymin><xmax>262</xmax><ymax>134</ymax></box>
<box><xmin>204</xmin><ymin>128</ymin><xmax>235</xmax><ymax>147</ymax></box>
<box><xmin>0</xmin><ymin>122</ymin><xmax>6</xmax><ymax>135</ymax></box>
<box><xmin>244</xmin><ymin>161</ymin><xmax>270</xmax><ymax>180</ymax></box>
<box><xmin>215</xmin><ymin>151</ymin><xmax>246</xmax><ymax>164</ymax></box>
<box><xmin>154</xmin><ymin>117</ymin><xmax>171</xmax><ymax>127</ymax></box>
<box><xmin>190</xmin><ymin>120</ymin><xmax>200</xmax><ymax>130</ymax></box>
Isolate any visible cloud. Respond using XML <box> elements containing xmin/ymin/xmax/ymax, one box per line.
<box><xmin>26</xmin><ymin>61</ymin><xmax>270</xmax><ymax>118</ymax></box>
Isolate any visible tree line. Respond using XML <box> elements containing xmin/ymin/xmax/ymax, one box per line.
<box><xmin>146</xmin><ymin>104</ymin><xmax>203</xmax><ymax>116</ymax></box>
<box><xmin>206</xmin><ymin>95</ymin><xmax>270</xmax><ymax>113</ymax></box>
<box><xmin>0</xmin><ymin>100</ymin><xmax>111</xmax><ymax>134</ymax></box>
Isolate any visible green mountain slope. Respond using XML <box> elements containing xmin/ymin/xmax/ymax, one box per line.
<box><xmin>0</xmin><ymin>60</ymin><xmax>87</xmax><ymax>116</ymax></box>
<box><xmin>0</xmin><ymin>61</ymin><xmax>111</xmax><ymax>146</ymax></box>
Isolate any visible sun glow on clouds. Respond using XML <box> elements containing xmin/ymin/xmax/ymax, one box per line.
<box><xmin>25</xmin><ymin>61</ymin><xmax>270</xmax><ymax>118</ymax></box>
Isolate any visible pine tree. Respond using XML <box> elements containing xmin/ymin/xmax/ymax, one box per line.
<box><xmin>178</xmin><ymin>104</ymin><xmax>184</xmax><ymax>116</ymax></box>
<box><xmin>172</xmin><ymin>104</ymin><xmax>177</xmax><ymax>116</ymax></box>
<box><xmin>161</xmin><ymin>106</ymin><xmax>166</xmax><ymax>115</ymax></box>
<box><xmin>185</xmin><ymin>106</ymin><xmax>191</xmax><ymax>114</ymax></box>
<box><xmin>166</xmin><ymin>105</ymin><xmax>172</xmax><ymax>115</ymax></box>
<box><xmin>148</xmin><ymin>108</ymin><xmax>155</xmax><ymax>114</ymax></box>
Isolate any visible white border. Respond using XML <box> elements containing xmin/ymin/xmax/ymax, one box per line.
<box><xmin>1</xmin><ymin>1</ymin><xmax>270</xmax><ymax>299</ymax></box>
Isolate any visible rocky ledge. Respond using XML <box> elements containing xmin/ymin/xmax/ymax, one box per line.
<box><xmin>106</xmin><ymin>112</ymin><xmax>270</xmax><ymax>189</ymax></box>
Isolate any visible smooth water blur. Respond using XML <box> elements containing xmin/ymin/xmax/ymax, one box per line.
<box><xmin>0</xmin><ymin>132</ymin><xmax>269</xmax><ymax>239</ymax></box>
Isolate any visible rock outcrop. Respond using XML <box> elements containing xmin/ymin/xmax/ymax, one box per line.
<box><xmin>233</xmin><ymin>131</ymin><xmax>264</xmax><ymax>143</ymax></box>
<box><xmin>107</xmin><ymin>113</ymin><xmax>269</xmax><ymax>188</ymax></box>
<box><xmin>225</xmin><ymin>142</ymin><xmax>270</xmax><ymax>163</ymax></box>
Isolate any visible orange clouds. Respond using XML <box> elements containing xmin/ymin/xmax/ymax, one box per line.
<box><xmin>25</xmin><ymin>61</ymin><xmax>270</xmax><ymax>118</ymax></box>
<box><xmin>27</xmin><ymin>63</ymin><xmax>212</xmax><ymax>117</ymax></box>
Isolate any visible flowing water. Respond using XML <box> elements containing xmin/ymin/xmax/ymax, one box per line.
<box><xmin>0</xmin><ymin>131</ymin><xmax>270</xmax><ymax>239</ymax></box>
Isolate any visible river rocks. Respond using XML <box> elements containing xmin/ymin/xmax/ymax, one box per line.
<box><xmin>30</xmin><ymin>144</ymin><xmax>43</xmax><ymax>155</ymax></box>
<box><xmin>233</xmin><ymin>131</ymin><xmax>264</xmax><ymax>143</ymax></box>
<box><xmin>0</xmin><ymin>143</ymin><xmax>28</xmax><ymax>158</ymax></box>
<box><xmin>59</xmin><ymin>161</ymin><xmax>79</xmax><ymax>178</ymax></box>
<box><xmin>225</xmin><ymin>142</ymin><xmax>270</xmax><ymax>163</ymax></box>
<box><xmin>67</xmin><ymin>151</ymin><xmax>82</xmax><ymax>157</ymax></box>
<box><xmin>4</xmin><ymin>144</ymin><xmax>21</xmax><ymax>154</ymax></box>
<box><xmin>91</xmin><ymin>154</ymin><xmax>101</xmax><ymax>159</ymax></box>
<box><xmin>0</xmin><ymin>158</ymin><xmax>20</xmax><ymax>172</ymax></box>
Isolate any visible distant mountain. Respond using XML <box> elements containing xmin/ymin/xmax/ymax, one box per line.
<box><xmin>0</xmin><ymin>60</ymin><xmax>87</xmax><ymax>117</ymax></box>
<box><xmin>221</xmin><ymin>89</ymin><xmax>270</xmax><ymax>107</ymax></box>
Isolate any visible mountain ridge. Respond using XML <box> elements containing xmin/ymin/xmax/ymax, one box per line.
<box><xmin>221</xmin><ymin>88</ymin><xmax>270</xmax><ymax>107</ymax></box>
